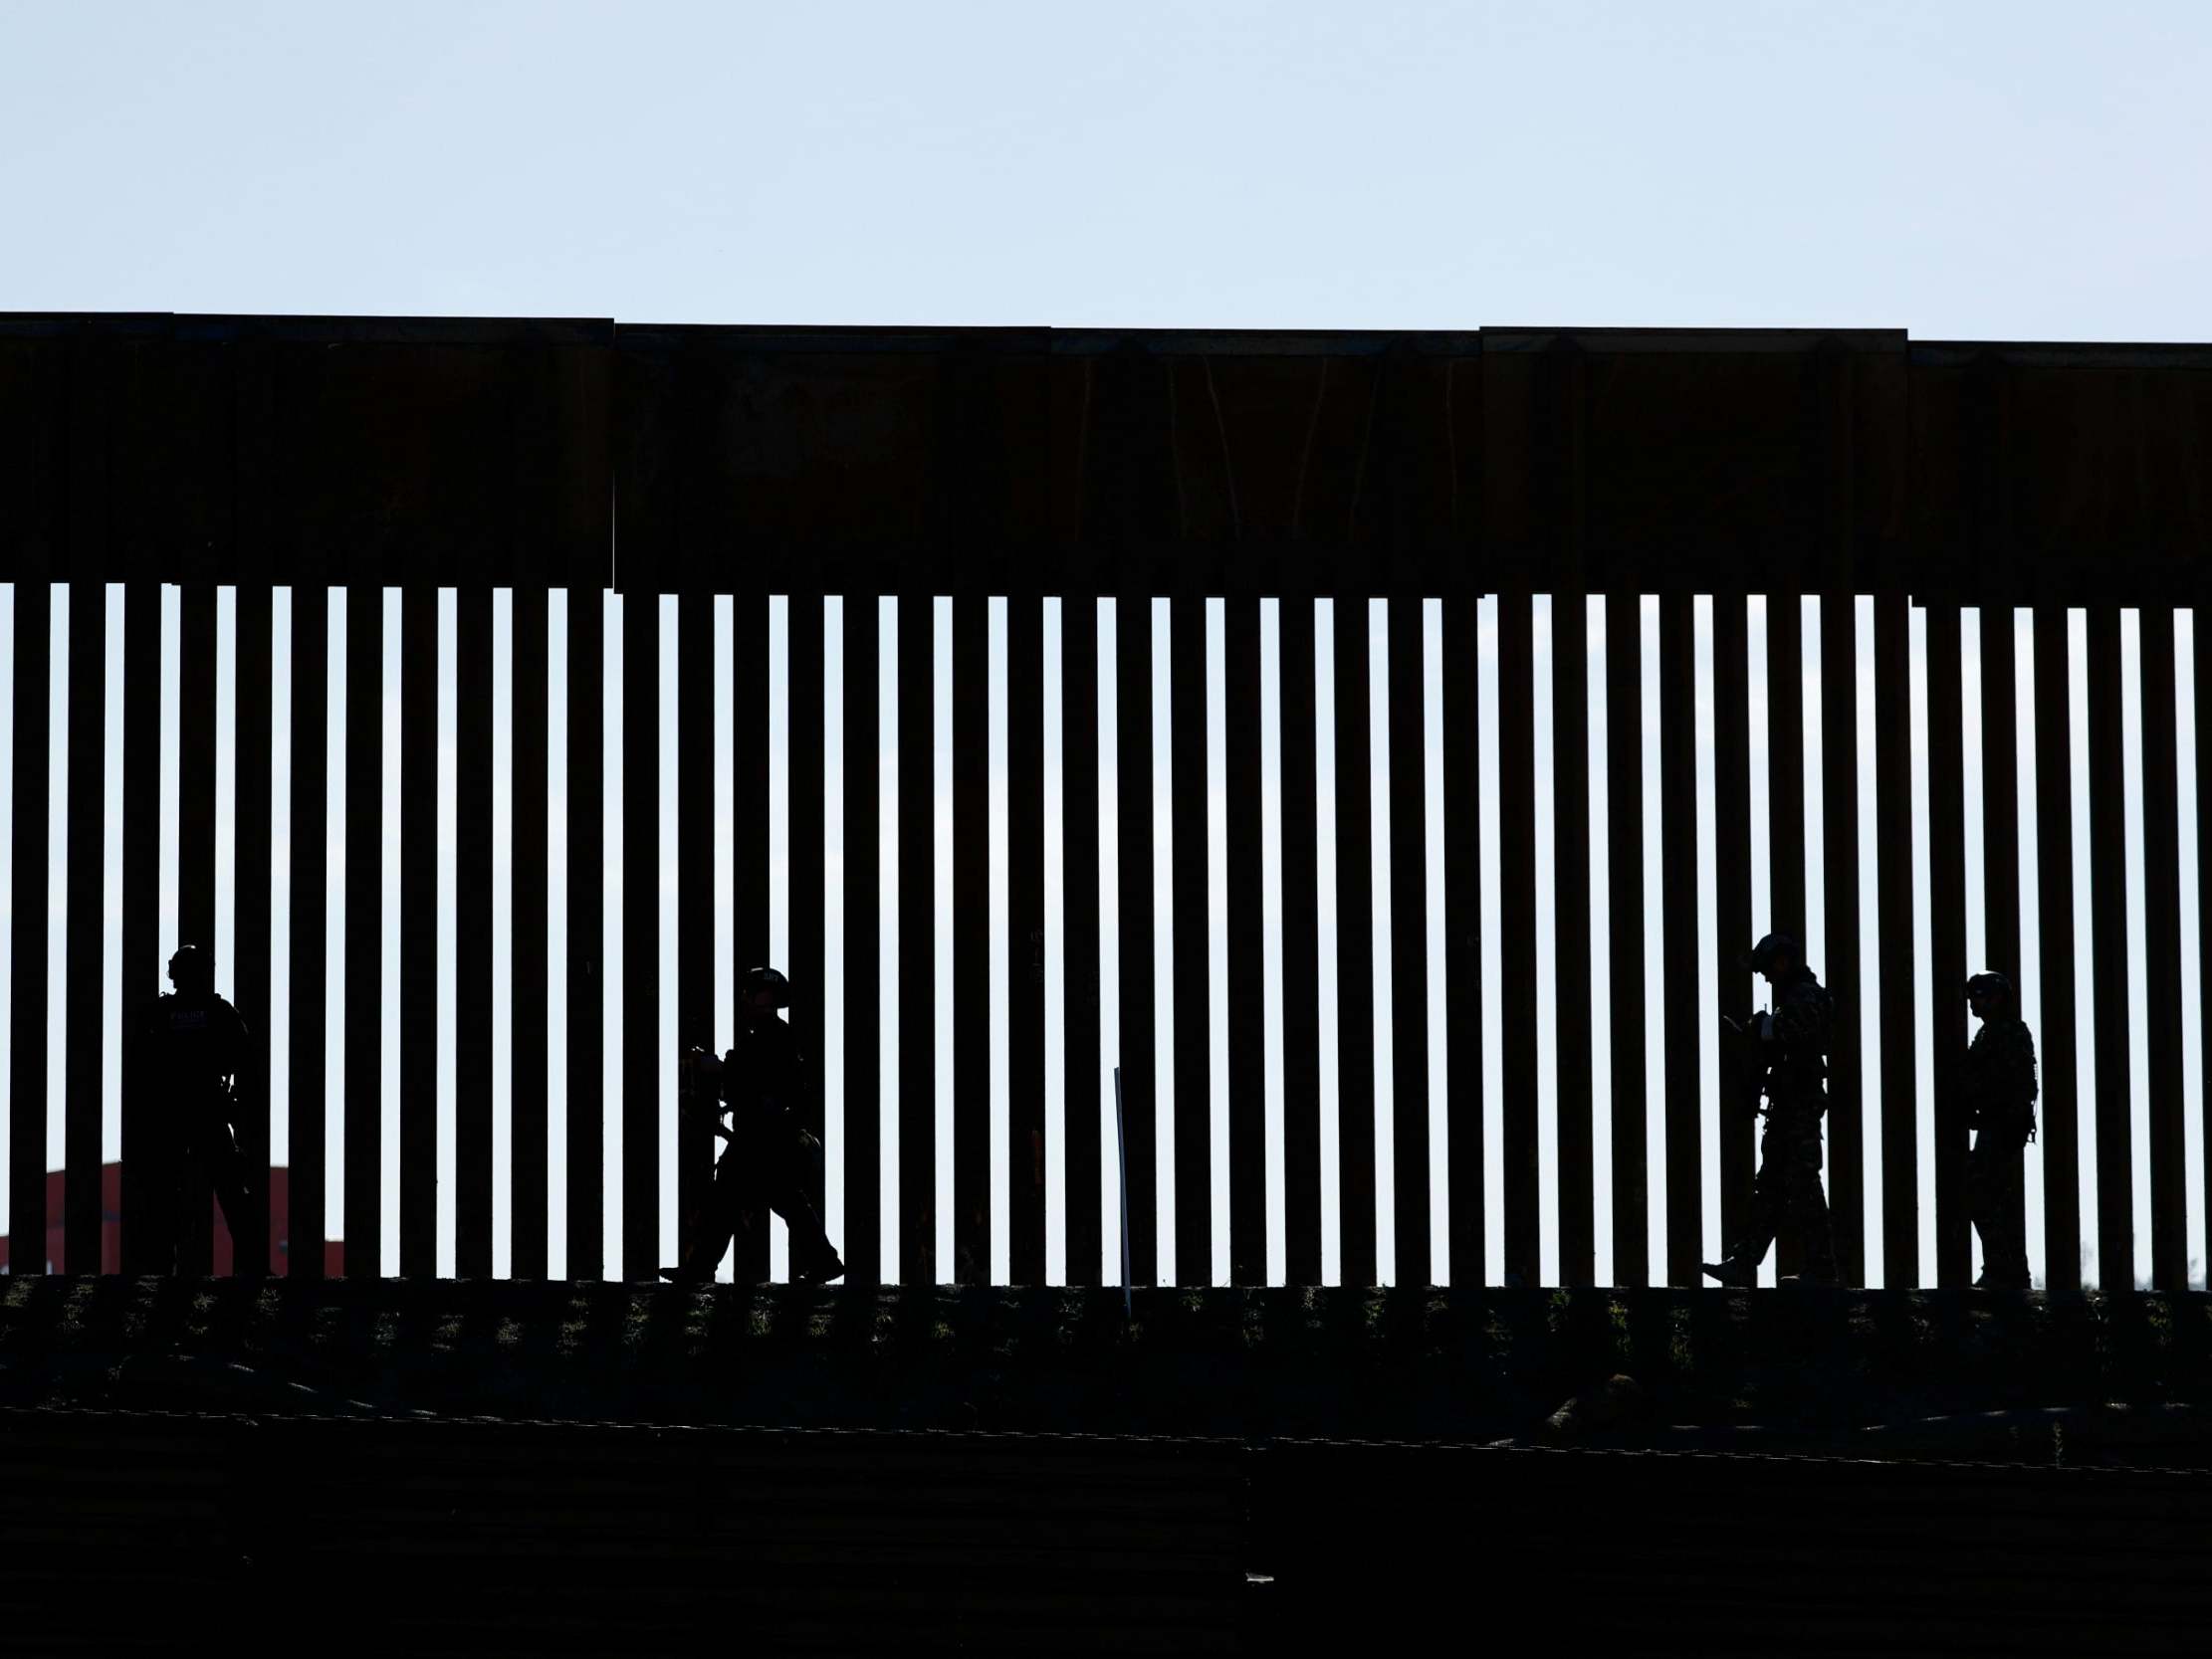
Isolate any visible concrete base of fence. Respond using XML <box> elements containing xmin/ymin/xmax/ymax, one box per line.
<box><xmin>4</xmin><ymin>1276</ymin><xmax>2210</xmax><ymax>1462</ymax></box>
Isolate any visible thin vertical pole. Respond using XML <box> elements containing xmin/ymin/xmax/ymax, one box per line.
<box><xmin>64</xmin><ymin>583</ymin><xmax>107</xmax><ymax>1270</ymax></box>
<box><xmin>342</xmin><ymin>585</ymin><xmax>382</xmax><ymax>1279</ymax></box>
<box><xmin>233</xmin><ymin>583</ymin><xmax>274</xmax><ymax>1274</ymax></box>
<box><xmin>1225</xmin><ymin>599</ymin><xmax>1266</xmax><ymax>1285</ymax></box>
<box><xmin>1391</xmin><ymin>597</ymin><xmax>1437</xmax><ymax>1285</ymax></box>
<box><xmin>1006</xmin><ymin>597</ymin><xmax>1046</xmax><ymax>1285</ymax></box>
<box><xmin>1603</xmin><ymin>594</ymin><xmax>1646</xmax><ymax>1287</ymax></box>
<box><xmin>455</xmin><ymin>585</ymin><xmax>495</xmax><ymax>1279</ymax></box>
<box><xmin>1926</xmin><ymin>602</ymin><xmax>1971</xmax><ymax>1287</ymax></box>
<box><xmin>10</xmin><ymin>580</ymin><xmax>51</xmax><ymax>1273</ymax></box>
<box><xmin>1279</xmin><ymin>600</ymin><xmax>1323</xmax><ymax>1286</ymax></box>
<box><xmin>1171</xmin><ymin>597</ymin><xmax>1211</xmax><ymax>1280</ymax></box>
<box><xmin>2033</xmin><ymin>604</ymin><xmax>2084</xmax><ymax>1292</ymax></box>
<box><xmin>1061</xmin><ymin>601</ymin><xmax>1103</xmax><ymax>1286</ymax></box>
<box><xmin>509</xmin><ymin>583</ymin><xmax>550</xmax><ymax>1280</ymax></box>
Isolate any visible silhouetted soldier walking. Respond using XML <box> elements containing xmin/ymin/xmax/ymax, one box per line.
<box><xmin>1704</xmin><ymin>933</ymin><xmax>1839</xmax><ymax>1288</ymax></box>
<box><xmin>1963</xmin><ymin>971</ymin><xmax>2037</xmax><ymax>1290</ymax></box>
<box><xmin>135</xmin><ymin>943</ymin><xmax>257</xmax><ymax>1272</ymax></box>
<box><xmin>662</xmin><ymin>966</ymin><xmax>844</xmax><ymax>1285</ymax></box>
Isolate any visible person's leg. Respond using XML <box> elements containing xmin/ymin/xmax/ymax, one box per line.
<box><xmin>205</xmin><ymin>1127</ymin><xmax>258</xmax><ymax>1271</ymax></box>
<box><xmin>1979</xmin><ymin>1131</ymin><xmax>2030</xmax><ymax>1286</ymax></box>
<box><xmin>2000</xmin><ymin>1133</ymin><xmax>2031</xmax><ymax>1283</ymax></box>
<box><xmin>175</xmin><ymin>1142</ymin><xmax>216</xmax><ymax>1273</ymax></box>
<box><xmin>141</xmin><ymin>1128</ymin><xmax>182</xmax><ymax>1275</ymax></box>
<box><xmin>1966</xmin><ymin>1131</ymin><xmax>1997</xmax><ymax>1283</ymax></box>
<box><xmin>769</xmin><ymin>1130</ymin><xmax>843</xmax><ymax>1283</ymax></box>
<box><xmin>670</xmin><ymin>1149</ymin><xmax>747</xmax><ymax>1281</ymax></box>
<box><xmin>1782</xmin><ymin>1118</ymin><xmax>1837</xmax><ymax>1283</ymax></box>
<box><xmin>1706</xmin><ymin>1123</ymin><xmax>1782</xmax><ymax>1285</ymax></box>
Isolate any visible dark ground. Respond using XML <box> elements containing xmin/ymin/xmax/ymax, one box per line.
<box><xmin>5</xmin><ymin>1278</ymin><xmax>2211</xmax><ymax>1652</ymax></box>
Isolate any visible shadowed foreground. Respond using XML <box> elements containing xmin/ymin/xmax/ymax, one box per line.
<box><xmin>4</xmin><ymin>1278</ymin><xmax>2211</xmax><ymax>1651</ymax></box>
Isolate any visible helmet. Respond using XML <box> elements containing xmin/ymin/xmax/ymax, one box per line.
<box><xmin>1740</xmin><ymin>933</ymin><xmax>1800</xmax><ymax>975</ymax></box>
<box><xmin>1966</xmin><ymin>971</ymin><xmax>2014</xmax><ymax>1006</ymax></box>
<box><xmin>742</xmin><ymin>966</ymin><xmax>791</xmax><ymax>1007</ymax></box>
<box><xmin>168</xmin><ymin>943</ymin><xmax>212</xmax><ymax>992</ymax></box>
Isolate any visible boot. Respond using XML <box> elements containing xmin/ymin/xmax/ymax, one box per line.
<box><xmin>792</xmin><ymin>1239</ymin><xmax>846</xmax><ymax>1285</ymax></box>
<box><xmin>1701</xmin><ymin>1256</ymin><xmax>1757</xmax><ymax>1289</ymax></box>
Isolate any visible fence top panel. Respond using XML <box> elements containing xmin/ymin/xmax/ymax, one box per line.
<box><xmin>0</xmin><ymin>312</ymin><xmax>613</xmax><ymax>587</ymax></box>
<box><xmin>3</xmin><ymin>316</ymin><xmax>2207</xmax><ymax>599</ymax></box>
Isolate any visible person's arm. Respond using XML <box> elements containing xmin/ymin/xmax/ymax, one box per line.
<box><xmin>2005</xmin><ymin>1025</ymin><xmax>2040</xmax><ymax>1135</ymax></box>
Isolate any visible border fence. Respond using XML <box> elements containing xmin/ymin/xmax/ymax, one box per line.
<box><xmin>2</xmin><ymin>317</ymin><xmax>2208</xmax><ymax>1290</ymax></box>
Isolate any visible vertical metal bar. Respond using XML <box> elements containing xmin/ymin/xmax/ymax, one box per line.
<box><xmin>1459</xmin><ymin>621</ymin><xmax>1503</xmax><ymax>1294</ymax></box>
<box><xmin>1497</xmin><ymin>594</ymin><xmax>1539</xmax><ymax>1288</ymax></box>
<box><xmin>177</xmin><ymin>582</ymin><xmax>217</xmax><ymax>1274</ymax></box>
<box><xmin>1712</xmin><ymin>597</ymin><xmax>1753</xmax><ymax>1265</ymax></box>
<box><xmin>732</xmin><ymin>591</ymin><xmax>770</xmax><ymax>1284</ymax></box>
<box><xmin>1006</xmin><ymin>596</ymin><xmax>1045</xmax><ymax>1286</ymax></box>
<box><xmin>1061</xmin><ymin>599</ymin><xmax>1103</xmax><ymax>1286</ymax></box>
<box><xmin>64</xmin><ymin>582</ymin><xmax>107</xmax><ymax>1271</ymax></box>
<box><xmin>675</xmin><ymin>593</ymin><xmax>716</xmax><ymax>1276</ymax></box>
<box><xmin>455</xmin><ymin>585</ymin><xmax>494</xmax><ymax>1279</ymax></box>
<box><xmin>842</xmin><ymin>595</ymin><xmax>884</xmax><ymax>1288</ymax></box>
<box><xmin>1980</xmin><ymin>609</ymin><xmax>2024</xmax><ymax>1017</ymax></box>
<box><xmin>1334</xmin><ymin>598</ymin><xmax>1379</xmax><ymax>1287</ymax></box>
<box><xmin>2033</xmin><ymin>603</ymin><xmax>2084</xmax><ymax>1292</ymax></box>
<box><xmin>1388</xmin><ymin>596</ymin><xmax>1438</xmax><ymax>1286</ymax></box>
<box><xmin>1279</xmin><ymin>600</ymin><xmax>1324</xmax><ymax>1287</ymax></box>
<box><xmin>1115</xmin><ymin>1067</ymin><xmax>1132</xmax><ymax>1313</ymax></box>
<box><xmin>1766</xmin><ymin>592</ymin><xmax>1809</xmax><ymax>1281</ymax></box>
<box><xmin>178</xmin><ymin>583</ymin><xmax>217</xmax><ymax>967</ymax></box>
<box><xmin>565</xmin><ymin>584</ymin><xmax>605</xmax><ymax>1283</ymax></box>
<box><xmin>1225</xmin><ymin>598</ymin><xmax>1266</xmax><ymax>1286</ymax></box>
<box><xmin>287</xmin><ymin>587</ymin><xmax>329</xmax><ymax>1280</ymax></box>
<box><xmin>1768</xmin><ymin>595</ymin><xmax>1809</xmax><ymax>950</ymax></box>
<box><xmin>343</xmin><ymin>584</ymin><xmax>382</xmax><ymax>1279</ymax></box>
<box><xmin>509</xmin><ymin>583</ymin><xmax>550</xmax><ymax>1281</ymax></box>
<box><xmin>950</xmin><ymin>597</ymin><xmax>988</xmax><ymax>1282</ymax></box>
<box><xmin>400</xmin><ymin>584</ymin><xmax>438</xmax><ymax>1278</ymax></box>
<box><xmin>1821</xmin><ymin>593</ymin><xmax>1866</xmax><ymax>1288</ymax></box>
<box><xmin>2196</xmin><ymin>588</ymin><xmax>2212</xmax><ymax>1295</ymax></box>
<box><xmin>1115</xmin><ymin>596</ymin><xmax>1159</xmax><ymax>1287</ymax></box>
<box><xmin>1659</xmin><ymin>592</ymin><xmax>1702</xmax><ymax>1286</ymax></box>
<box><xmin>120</xmin><ymin>579</ymin><xmax>163</xmax><ymax>1275</ymax></box>
<box><xmin>2086</xmin><ymin>605</ymin><xmax>2132</xmax><ymax>1286</ymax></box>
<box><xmin>1925</xmin><ymin>603</ymin><xmax>1971</xmax><ymax>1287</ymax></box>
<box><xmin>622</xmin><ymin>588</ymin><xmax>661</xmax><ymax>1282</ymax></box>
<box><xmin>1171</xmin><ymin>596</ymin><xmax>1210</xmax><ymax>1282</ymax></box>
<box><xmin>1873</xmin><ymin>592</ymin><xmax>1918</xmax><ymax>1285</ymax></box>
<box><xmin>1604</xmin><ymin>594</ymin><xmax>1645</xmax><ymax>1288</ymax></box>
<box><xmin>896</xmin><ymin>594</ymin><xmax>936</xmax><ymax>1286</ymax></box>
<box><xmin>11</xmin><ymin>579</ymin><xmax>51</xmax><ymax>1273</ymax></box>
<box><xmin>668</xmin><ymin>592</ymin><xmax>712</xmax><ymax>1274</ymax></box>
<box><xmin>232</xmin><ymin>583</ymin><xmax>274</xmax><ymax>1275</ymax></box>
<box><xmin>788</xmin><ymin>590</ymin><xmax>829</xmax><ymax>1228</ymax></box>
<box><xmin>1546</xmin><ymin>595</ymin><xmax>1591</xmax><ymax>1287</ymax></box>
<box><xmin>2138</xmin><ymin>605</ymin><xmax>2186</xmax><ymax>1289</ymax></box>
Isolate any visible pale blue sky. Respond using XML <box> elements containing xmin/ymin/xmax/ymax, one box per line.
<box><xmin>3</xmin><ymin>2</ymin><xmax>2208</xmax><ymax>335</ymax></box>
<box><xmin>1</xmin><ymin>4</ymin><xmax>2208</xmax><ymax>1287</ymax></box>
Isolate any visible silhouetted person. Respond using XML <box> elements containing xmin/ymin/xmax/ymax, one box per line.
<box><xmin>662</xmin><ymin>966</ymin><xmax>844</xmax><ymax>1285</ymax></box>
<box><xmin>1704</xmin><ymin>933</ymin><xmax>1839</xmax><ymax>1288</ymax></box>
<box><xmin>1964</xmin><ymin>971</ymin><xmax>2038</xmax><ymax>1290</ymax></box>
<box><xmin>135</xmin><ymin>943</ymin><xmax>256</xmax><ymax>1273</ymax></box>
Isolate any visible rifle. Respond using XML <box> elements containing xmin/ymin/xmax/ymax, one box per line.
<box><xmin>1719</xmin><ymin>1011</ymin><xmax>1775</xmax><ymax>1116</ymax></box>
